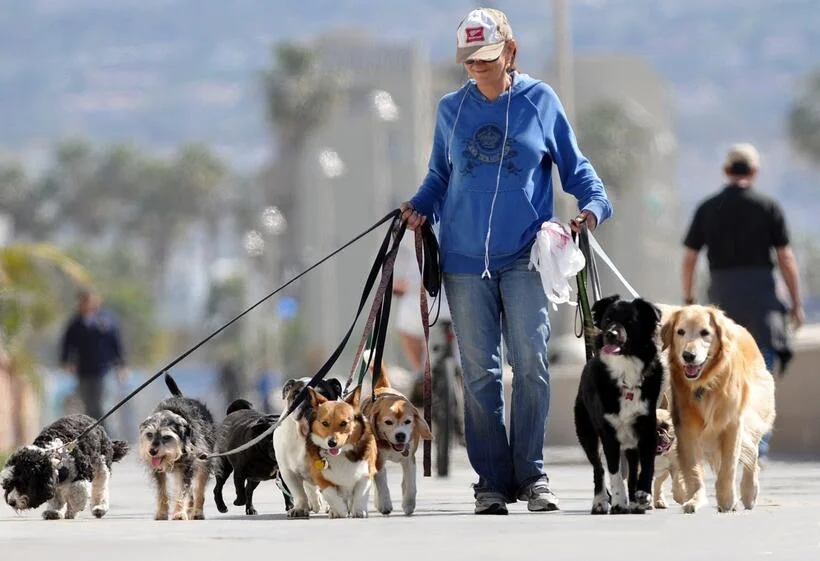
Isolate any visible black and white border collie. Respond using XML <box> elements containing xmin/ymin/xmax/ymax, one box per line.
<box><xmin>573</xmin><ymin>294</ymin><xmax>665</xmax><ymax>514</ymax></box>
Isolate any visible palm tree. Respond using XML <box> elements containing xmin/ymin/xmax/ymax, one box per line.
<box><xmin>576</xmin><ymin>99</ymin><xmax>658</xmax><ymax>195</ymax></box>
<box><xmin>787</xmin><ymin>69</ymin><xmax>820</xmax><ymax>166</ymax></box>
<box><xmin>261</xmin><ymin>42</ymin><xmax>344</xmax><ymax>281</ymax></box>
<box><xmin>0</xmin><ymin>243</ymin><xmax>91</xmax><ymax>446</ymax></box>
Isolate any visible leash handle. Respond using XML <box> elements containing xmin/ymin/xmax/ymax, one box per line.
<box><xmin>573</xmin><ymin>222</ymin><xmax>599</xmax><ymax>362</ymax></box>
<box><xmin>415</xmin><ymin>227</ymin><xmax>433</xmax><ymax>477</ymax></box>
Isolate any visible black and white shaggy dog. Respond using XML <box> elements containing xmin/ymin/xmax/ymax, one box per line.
<box><xmin>138</xmin><ymin>373</ymin><xmax>216</xmax><ymax>520</ymax></box>
<box><xmin>574</xmin><ymin>294</ymin><xmax>665</xmax><ymax>515</ymax></box>
<box><xmin>213</xmin><ymin>399</ymin><xmax>284</xmax><ymax>516</ymax></box>
<box><xmin>1</xmin><ymin>414</ymin><xmax>128</xmax><ymax>519</ymax></box>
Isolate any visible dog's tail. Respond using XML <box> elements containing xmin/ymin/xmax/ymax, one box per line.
<box><xmin>164</xmin><ymin>372</ymin><xmax>183</xmax><ymax>397</ymax></box>
<box><xmin>112</xmin><ymin>440</ymin><xmax>130</xmax><ymax>462</ymax></box>
<box><xmin>226</xmin><ymin>399</ymin><xmax>254</xmax><ymax>415</ymax></box>
<box><xmin>363</xmin><ymin>348</ymin><xmax>391</xmax><ymax>390</ymax></box>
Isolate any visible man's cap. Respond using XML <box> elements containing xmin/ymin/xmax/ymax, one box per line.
<box><xmin>455</xmin><ymin>8</ymin><xmax>514</xmax><ymax>64</ymax></box>
<box><xmin>724</xmin><ymin>143</ymin><xmax>761</xmax><ymax>170</ymax></box>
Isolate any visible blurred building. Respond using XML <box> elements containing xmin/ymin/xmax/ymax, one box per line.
<box><xmin>295</xmin><ymin>31</ymin><xmax>434</xmax><ymax>364</ymax></box>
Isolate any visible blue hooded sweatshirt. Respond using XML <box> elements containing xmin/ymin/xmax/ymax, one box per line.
<box><xmin>410</xmin><ymin>72</ymin><xmax>613</xmax><ymax>276</ymax></box>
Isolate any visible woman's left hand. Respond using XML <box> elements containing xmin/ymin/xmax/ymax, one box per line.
<box><xmin>569</xmin><ymin>210</ymin><xmax>597</xmax><ymax>233</ymax></box>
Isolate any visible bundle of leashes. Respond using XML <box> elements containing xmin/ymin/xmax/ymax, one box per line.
<box><xmin>53</xmin><ymin>208</ymin><xmax>443</xmax><ymax>476</ymax></box>
<box><xmin>573</xmin><ymin>222</ymin><xmax>641</xmax><ymax>359</ymax></box>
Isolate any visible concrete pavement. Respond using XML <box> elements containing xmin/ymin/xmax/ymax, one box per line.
<box><xmin>2</xmin><ymin>448</ymin><xmax>819</xmax><ymax>560</ymax></box>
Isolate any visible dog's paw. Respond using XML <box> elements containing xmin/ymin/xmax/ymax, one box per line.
<box><xmin>233</xmin><ymin>496</ymin><xmax>246</xmax><ymax>507</ymax></box>
<box><xmin>682</xmin><ymin>500</ymin><xmax>699</xmax><ymax>514</ymax></box>
<box><xmin>629</xmin><ymin>491</ymin><xmax>651</xmax><ymax>514</ymax></box>
<box><xmin>654</xmin><ymin>498</ymin><xmax>667</xmax><ymax>509</ymax></box>
<box><xmin>42</xmin><ymin>510</ymin><xmax>63</xmax><ymax>520</ymax></box>
<box><xmin>172</xmin><ymin>511</ymin><xmax>189</xmax><ymax>521</ymax></box>
<box><xmin>716</xmin><ymin>503</ymin><xmax>737</xmax><ymax>514</ymax></box>
<box><xmin>591</xmin><ymin>492</ymin><xmax>610</xmax><ymax>515</ymax></box>
<box><xmin>91</xmin><ymin>505</ymin><xmax>108</xmax><ymax>519</ymax></box>
<box><xmin>328</xmin><ymin>507</ymin><xmax>350</xmax><ymax>519</ymax></box>
<box><xmin>246</xmin><ymin>506</ymin><xmax>258</xmax><ymax>516</ymax></box>
<box><xmin>287</xmin><ymin>507</ymin><xmax>310</xmax><ymax>519</ymax></box>
<box><xmin>376</xmin><ymin>494</ymin><xmax>393</xmax><ymax>516</ymax></box>
<box><xmin>402</xmin><ymin>498</ymin><xmax>416</xmax><ymax>516</ymax></box>
<box><xmin>352</xmin><ymin>509</ymin><xmax>368</xmax><ymax>519</ymax></box>
<box><xmin>192</xmin><ymin>512</ymin><xmax>205</xmax><ymax>520</ymax></box>
<box><xmin>610</xmin><ymin>504</ymin><xmax>630</xmax><ymax>515</ymax></box>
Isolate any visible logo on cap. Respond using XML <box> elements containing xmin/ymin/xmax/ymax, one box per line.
<box><xmin>465</xmin><ymin>26</ymin><xmax>485</xmax><ymax>44</ymax></box>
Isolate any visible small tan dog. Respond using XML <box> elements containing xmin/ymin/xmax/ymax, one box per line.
<box><xmin>306</xmin><ymin>387</ymin><xmax>378</xmax><ymax>518</ymax></box>
<box><xmin>662</xmin><ymin>305</ymin><xmax>776</xmax><ymax>514</ymax></box>
<box><xmin>652</xmin><ymin>408</ymin><xmax>686</xmax><ymax>509</ymax></box>
<box><xmin>360</xmin><ymin>362</ymin><xmax>433</xmax><ymax>516</ymax></box>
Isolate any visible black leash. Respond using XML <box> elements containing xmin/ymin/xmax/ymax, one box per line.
<box><xmin>201</xmin><ymin>218</ymin><xmax>442</xmax><ymax>461</ymax></box>
<box><xmin>58</xmin><ymin>209</ymin><xmax>404</xmax><ymax>453</ymax></box>
<box><xmin>573</xmin><ymin>223</ymin><xmax>602</xmax><ymax>362</ymax></box>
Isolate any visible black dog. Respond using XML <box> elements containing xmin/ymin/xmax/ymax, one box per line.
<box><xmin>2</xmin><ymin>414</ymin><xmax>128</xmax><ymax>519</ymax></box>
<box><xmin>213</xmin><ymin>399</ymin><xmax>282</xmax><ymax>515</ymax></box>
<box><xmin>138</xmin><ymin>373</ymin><xmax>216</xmax><ymax>520</ymax></box>
<box><xmin>213</xmin><ymin>377</ymin><xmax>343</xmax><ymax>515</ymax></box>
<box><xmin>574</xmin><ymin>294</ymin><xmax>665</xmax><ymax>515</ymax></box>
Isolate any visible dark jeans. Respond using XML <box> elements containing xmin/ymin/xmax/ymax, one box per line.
<box><xmin>758</xmin><ymin>348</ymin><xmax>776</xmax><ymax>458</ymax></box>
<box><xmin>77</xmin><ymin>376</ymin><xmax>107</xmax><ymax>431</ymax></box>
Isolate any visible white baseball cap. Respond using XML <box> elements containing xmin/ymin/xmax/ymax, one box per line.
<box><xmin>455</xmin><ymin>8</ymin><xmax>514</xmax><ymax>64</ymax></box>
<box><xmin>724</xmin><ymin>143</ymin><xmax>761</xmax><ymax>170</ymax></box>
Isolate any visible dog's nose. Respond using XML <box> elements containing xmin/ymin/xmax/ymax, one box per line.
<box><xmin>395</xmin><ymin>432</ymin><xmax>406</xmax><ymax>443</ymax></box>
<box><xmin>149</xmin><ymin>448</ymin><xmax>158</xmax><ymax>456</ymax></box>
<box><xmin>327</xmin><ymin>438</ymin><xmax>337</xmax><ymax>449</ymax></box>
<box><xmin>682</xmin><ymin>351</ymin><xmax>696</xmax><ymax>363</ymax></box>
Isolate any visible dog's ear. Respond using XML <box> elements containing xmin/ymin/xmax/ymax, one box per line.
<box><xmin>297</xmin><ymin>417</ymin><xmax>310</xmax><ymax>439</ymax></box>
<box><xmin>326</xmin><ymin>378</ymin><xmax>343</xmax><ymax>400</ymax></box>
<box><xmin>708</xmin><ymin>307</ymin><xmax>732</xmax><ymax>356</ymax></box>
<box><xmin>591</xmin><ymin>294</ymin><xmax>620</xmax><ymax>329</ymax></box>
<box><xmin>307</xmin><ymin>387</ymin><xmax>327</xmax><ymax>408</ymax></box>
<box><xmin>414</xmin><ymin>409</ymin><xmax>434</xmax><ymax>441</ymax></box>
<box><xmin>660</xmin><ymin>310</ymin><xmax>679</xmax><ymax>351</ymax></box>
<box><xmin>282</xmin><ymin>379</ymin><xmax>297</xmax><ymax>400</ymax></box>
<box><xmin>634</xmin><ymin>298</ymin><xmax>662</xmax><ymax>325</ymax></box>
<box><xmin>345</xmin><ymin>386</ymin><xmax>362</xmax><ymax>409</ymax></box>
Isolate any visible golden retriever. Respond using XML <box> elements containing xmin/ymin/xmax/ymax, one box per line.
<box><xmin>661</xmin><ymin>305</ymin><xmax>775</xmax><ymax>514</ymax></box>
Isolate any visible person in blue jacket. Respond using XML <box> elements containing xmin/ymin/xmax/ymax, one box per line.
<box><xmin>59</xmin><ymin>288</ymin><xmax>126</xmax><ymax>432</ymax></box>
<box><xmin>400</xmin><ymin>7</ymin><xmax>613</xmax><ymax>515</ymax></box>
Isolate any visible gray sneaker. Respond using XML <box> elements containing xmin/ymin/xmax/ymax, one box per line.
<box><xmin>474</xmin><ymin>491</ymin><xmax>509</xmax><ymax>515</ymax></box>
<box><xmin>518</xmin><ymin>480</ymin><xmax>560</xmax><ymax>512</ymax></box>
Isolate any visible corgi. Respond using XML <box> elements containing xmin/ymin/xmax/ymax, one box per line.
<box><xmin>360</xmin><ymin>361</ymin><xmax>432</xmax><ymax>516</ymax></box>
<box><xmin>306</xmin><ymin>386</ymin><xmax>377</xmax><ymax>519</ymax></box>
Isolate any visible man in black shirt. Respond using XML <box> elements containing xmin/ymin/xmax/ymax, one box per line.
<box><xmin>681</xmin><ymin>143</ymin><xmax>804</xmax><ymax>458</ymax></box>
<box><xmin>59</xmin><ymin>288</ymin><xmax>126</xmax><ymax>432</ymax></box>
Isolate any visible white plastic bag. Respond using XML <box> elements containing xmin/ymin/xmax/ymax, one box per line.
<box><xmin>528</xmin><ymin>219</ymin><xmax>586</xmax><ymax>310</ymax></box>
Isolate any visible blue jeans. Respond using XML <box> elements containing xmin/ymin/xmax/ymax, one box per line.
<box><xmin>758</xmin><ymin>347</ymin><xmax>776</xmax><ymax>458</ymax></box>
<box><xmin>443</xmin><ymin>255</ymin><xmax>551</xmax><ymax>499</ymax></box>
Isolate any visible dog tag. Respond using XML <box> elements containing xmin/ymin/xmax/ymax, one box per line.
<box><xmin>314</xmin><ymin>458</ymin><xmax>328</xmax><ymax>471</ymax></box>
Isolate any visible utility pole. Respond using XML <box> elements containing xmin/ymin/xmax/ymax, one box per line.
<box><xmin>551</xmin><ymin>0</ymin><xmax>581</xmax><ymax>340</ymax></box>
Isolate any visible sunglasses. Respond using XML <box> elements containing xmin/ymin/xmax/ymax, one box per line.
<box><xmin>464</xmin><ymin>56</ymin><xmax>501</xmax><ymax>65</ymax></box>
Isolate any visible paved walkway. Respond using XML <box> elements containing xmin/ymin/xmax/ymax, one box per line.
<box><xmin>2</xmin><ymin>447</ymin><xmax>818</xmax><ymax>560</ymax></box>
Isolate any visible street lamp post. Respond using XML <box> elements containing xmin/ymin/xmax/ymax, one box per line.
<box><xmin>317</xmin><ymin>148</ymin><xmax>346</xmax><ymax>353</ymax></box>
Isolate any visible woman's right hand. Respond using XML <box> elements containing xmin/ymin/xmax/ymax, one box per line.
<box><xmin>399</xmin><ymin>201</ymin><xmax>427</xmax><ymax>231</ymax></box>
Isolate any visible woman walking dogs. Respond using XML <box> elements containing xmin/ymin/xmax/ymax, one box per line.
<box><xmin>400</xmin><ymin>7</ymin><xmax>613</xmax><ymax>515</ymax></box>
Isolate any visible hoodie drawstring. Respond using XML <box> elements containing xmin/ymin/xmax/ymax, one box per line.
<box><xmin>481</xmin><ymin>78</ymin><xmax>513</xmax><ymax>279</ymax></box>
